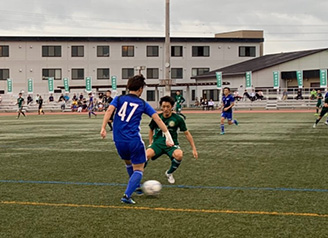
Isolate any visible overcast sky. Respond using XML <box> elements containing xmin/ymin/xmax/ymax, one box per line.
<box><xmin>1</xmin><ymin>0</ymin><xmax>328</xmax><ymax>54</ymax></box>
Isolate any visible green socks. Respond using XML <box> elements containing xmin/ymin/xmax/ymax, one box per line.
<box><xmin>167</xmin><ymin>158</ymin><xmax>181</xmax><ymax>174</ymax></box>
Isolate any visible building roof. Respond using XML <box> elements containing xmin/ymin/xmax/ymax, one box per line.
<box><xmin>193</xmin><ymin>48</ymin><xmax>328</xmax><ymax>79</ymax></box>
<box><xmin>0</xmin><ymin>36</ymin><xmax>264</xmax><ymax>43</ymax></box>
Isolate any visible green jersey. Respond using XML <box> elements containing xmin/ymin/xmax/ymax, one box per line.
<box><xmin>149</xmin><ymin>113</ymin><xmax>187</xmax><ymax>146</ymax></box>
<box><xmin>175</xmin><ymin>94</ymin><xmax>185</xmax><ymax>104</ymax></box>
<box><xmin>17</xmin><ymin>97</ymin><xmax>24</xmax><ymax>108</ymax></box>
<box><xmin>317</xmin><ymin>93</ymin><xmax>323</xmax><ymax>104</ymax></box>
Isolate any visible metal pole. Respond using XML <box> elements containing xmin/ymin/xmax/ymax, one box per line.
<box><xmin>164</xmin><ymin>0</ymin><xmax>171</xmax><ymax>95</ymax></box>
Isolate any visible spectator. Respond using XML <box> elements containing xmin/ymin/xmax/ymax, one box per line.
<box><xmin>233</xmin><ymin>91</ymin><xmax>242</xmax><ymax>101</ymax></box>
<box><xmin>250</xmin><ymin>90</ymin><xmax>256</xmax><ymax>101</ymax></box>
<box><xmin>72</xmin><ymin>93</ymin><xmax>78</xmax><ymax>101</ymax></box>
<box><xmin>102</xmin><ymin>90</ymin><xmax>113</xmax><ymax>111</ymax></box>
<box><xmin>243</xmin><ymin>90</ymin><xmax>251</xmax><ymax>101</ymax></box>
<box><xmin>256</xmin><ymin>90</ymin><xmax>264</xmax><ymax>100</ymax></box>
<box><xmin>0</xmin><ymin>95</ymin><xmax>2</xmax><ymax>104</ymax></box>
<box><xmin>27</xmin><ymin>94</ymin><xmax>33</xmax><ymax>105</ymax></box>
<box><xmin>202</xmin><ymin>98</ymin><xmax>208</xmax><ymax>110</ymax></box>
<box><xmin>282</xmin><ymin>90</ymin><xmax>288</xmax><ymax>100</ymax></box>
<box><xmin>71</xmin><ymin>99</ymin><xmax>78</xmax><ymax>112</ymax></box>
<box><xmin>48</xmin><ymin>94</ymin><xmax>54</xmax><ymax>103</ymax></box>
<box><xmin>208</xmin><ymin>99</ymin><xmax>215</xmax><ymax>110</ymax></box>
<box><xmin>194</xmin><ymin>97</ymin><xmax>200</xmax><ymax>107</ymax></box>
<box><xmin>77</xmin><ymin>100</ymin><xmax>83</xmax><ymax>113</ymax></box>
<box><xmin>79</xmin><ymin>93</ymin><xmax>84</xmax><ymax>101</ymax></box>
<box><xmin>310</xmin><ymin>89</ymin><xmax>317</xmax><ymax>100</ymax></box>
<box><xmin>82</xmin><ymin>99</ymin><xmax>88</xmax><ymax>112</ymax></box>
<box><xmin>35</xmin><ymin>94</ymin><xmax>40</xmax><ymax>104</ymax></box>
<box><xmin>64</xmin><ymin>94</ymin><xmax>70</xmax><ymax>102</ymax></box>
<box><xmin>58</xmin><ymin>94</ymin><xmax>65</xmax><ymax>102</ymax></box>
<box><xmin>295</xmin><ymin>89</ymin><xmax>303</xmax><ymax>100</ymax></box>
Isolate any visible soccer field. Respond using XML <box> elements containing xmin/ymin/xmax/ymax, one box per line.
<box><xmin>0</xmin><ymin>112</ymin><xmax>327</xmax><ymax>237</ymax></box>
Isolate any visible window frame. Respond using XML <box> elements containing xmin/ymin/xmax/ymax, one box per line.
<box><xmin>171</xmin><ymin>46</ymin><xmax>183</xmax><ymax>57</ymax></box>
<box><xmin>146</xmin><ymin>46</ymin><xmax>159</xmax><ymax>57</ymax></box>
<box><xmin>71</xmin><ymin>46</ymin><xmax>84</xmax><ymax>57</ymax></box>
<box><xmin>0</xmin><ymin>45</ymin><xmax>9</xmax><ymax>57</ymax></box>
<box><xmin>122</xmin><ymin>46</ymin><xmax>134</xmax><ymax>57</ymax></box>
<box><xmin>192</xmin><ymin>46</ymin><xmax>210</xmax><ymax>57</ymax></box>
<box><xmin>239</xmin><ymin>46</ymin><xmax>256</xmax><ymax>57</ymax></box>
<box><xmin>97</xmin><ymin>45</ymin><xmax>110</xmax><ymax>57</ymax></box>
<box><xmin>171</xmin><ymin>68</ymin><xmax>183</xmax><ymax>79</ymax></box>
<box><xmin>42</xmin><ymin>68</ymin><xmax>62</xmax><ymax>80</ymax></box>
<box><xmin>97</xmin><ymin>68</ymin><xmax>110</xmax><ymax>80</ymax></box>
<box><xmin>192</xmin><ymin>68</ymin><xmax>210</xmax><ymax>77</ymax></box>
<box><xmin>42</xmin><ymin>46</ymin><xmax>62</xmax><ymax>57</ymax></box>
<box><xmin>146</xmin><ymin>68</ymin><xmax>159</xmax><ymax>79</ymax></box>
<box><xmin>122</xmin><ymin>68</ymin><xmax>134</xmax><ymax>79</ymax></box>
<box><xmin>0</xmin><ymin>69</ymin><xmax>9</xmax><ymax>80</ymax></box>
<box><xmin>71</xmin><ymin>68</ymin><xmax>85</xmax><ymax>80</ymax></box>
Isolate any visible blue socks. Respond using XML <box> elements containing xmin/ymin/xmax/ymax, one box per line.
<box><xmin>125</xmin><ymin>164</ymin><xmax>133</xmax><ymax>177</ymax></box>
<box><xmin>220</xmin><ymin>124</ymin><xmax>225</xmax><ymax>133</ymax></box>
<box><xmin>125</xmin><ymin>170</ymin><xmax>143</xmax><ymax>198</ymax></box>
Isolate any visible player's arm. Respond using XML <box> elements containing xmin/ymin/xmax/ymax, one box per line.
<box><xmin>100</xmin><ymin>105</ymin><xmax>115</xmax><ymax>139</ymax></box>
<box><xmin>151</xmin><ymin>113</ymin><xmax>174</xmax><ymax>147</ymax></box>
<box><xmin>181</xmin><ymin>96</ymin><xmax>185</xmax><ymax>104</ymax></box>
<box><xmin>184</xmin><ymin>131</ymin><xmax>198</xmax><ymax>159</ymax></box>
<box><xmin>148</xmin><ymin>129</ymin><xmax>154</xmax><ymax>145</ymax></box>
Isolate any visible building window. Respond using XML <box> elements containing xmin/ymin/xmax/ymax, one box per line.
<box><xmin>192</xmin><ymin>68</ymin><xmax>210</xmax><ymax>77</ymax></box>
<box><xmin>239</xmin><ymin>46</ymin><xmax>256</xmax><ymax>57</ymax></box>
<box><xmin>192</xmin><ymin>46</ymin><xmax>210</xmax><ymax>57</ymax></box>
<box><xmin>0</xmin><ymin>69</ymin><xmax>9</xmax><ymax>80</ymax></box>
<box><xmin>122</xmin><ymin>46</ymin><xmax>134</xmax><ymax>57</ymax></box>
<box><xmin>203</xmin><ymin>89</ymin><xmax>220</xmax><ymax>101</ymax></box>
<box><xmin>171</xmin><ymin>46</ymin><xmax>183</xmax><ymax>57</ymax></box>
<box><xmin>122</xmin><ymin>68</ymin><xmax>134</xmax><ymax>79</ymax></box>
<box><xmin>97</xmin><ymin>68</ymin><xmax>110</xmax><ymax>79</ymax></box>
<box><xmin>147</xmin><ymin>90</ymin><xmax>155</xmax><ymax>101</ymax></box>
<box><xmin>71</xmin><ymin>46</ymin><xmax>84</xmax><ymax>57</ymax></box>
<box><xmin>0</xmin><ymin>45</ymin><xmax>9</xmax><ymax>57</ymax></box>
<box><xmin>97</xmin><ymin>46</ymin><xmax>110</xmax><ymax>57</ymax></box>
<box><xmin>147</xmin><ymin>68</ymin><xmax>159</xmax><ymax>79</ymax></box>
<box><xmin>72</xmin><ymin>69</ymin><xmax>84</xmax><ymax>80</ymax></box>
<box><xmin>192</xmin><ymin>90</ymin><xmax>196</xmax><ymax>101</ymax></box>
<box><xmin>147</xmin><ymin>46</ymin><xmax>159</xmax><ymax>57</ymax></box>
<box><xmin>42</xmin><ymin>69</ymin><xmax>62</xmax><ymax>80</ymax></box>
<box><xmin>171</xmin><ymin>68</ymin><xmax>183</xmax><ymax>79</ymax></box>
<box><xmin>42</xmin><ymin>46</ymin><xmax>61</xmax><ymax>57</ymax></box>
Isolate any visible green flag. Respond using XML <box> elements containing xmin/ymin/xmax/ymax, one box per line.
<box><xmin>273</xmin><ymin>71</ymin><xmax>279</xmax><ymax>89</ymax></box>
<box><xmin>215</xmin><ymin>72</ymin><xmax>222</xmax><ymax>89</ymax></box>
<box><xmin>86</xmin><ymin>77</ymin><xmax>92</xmax><ymax>93</ymax></box>
<box><xmin>111</xmin><ymin>76</ymin><xmax>117</xmax><ymax>91</ymax></box>
<box><xmin>28</xmin><ymin>78</ymin><xmax>33</xmax><ymax>94</ymax></box>
<box><xmin>63</xmin><ymin>78</ymin><xmax>70</xmax><ymax>92</ymax></box>
<box><xmin>320</xmin><ymin>69</ymin><xmax>327</xmax><ymax>88</ymax></box>
<box><xmin>296</xmin><ymin>71</ymin><xmax>303</xmax><ymax>88</ymax></box>
<box><xmin>7</xmin><ymin>79</ymin><xmax>13</xmax><ymax>94</ymax></box>
<box><xmin>245</xmin><ymin>71</ymin><xmax>252</xmax><ymax>89</ymax></box>
<box><xmin>48</xmin><ymin>77</ymin><xmax>54</xmax><ymax>93</ymax></box>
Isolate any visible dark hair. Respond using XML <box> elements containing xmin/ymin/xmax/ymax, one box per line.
<box><xmin>127</xmin><ymin>75</ymin><xmax>146</xmax><ymax>91</ymax></box>
<box><xmin>160</xmin><ymin>96</ymin><xmax>175</xmax><ymax>107</ymax></box>
<box><xmin>19</xmin><ymin>93</ymin><xmax>22</xmax><ymax>96</ymax></box>
<box><xmin>106</xmin><ymin>90</ymin><xmax>111</xmax><ymax>93</ymax></box>
<box><xmin>88</xmin><ymin>93</ymin><xmax>92</xmax><ymax>96</ymax></box>
<box><xmin>223</xmin><ymin>87</ymin><xmax>231</xmax><ymax>92</ymax></box>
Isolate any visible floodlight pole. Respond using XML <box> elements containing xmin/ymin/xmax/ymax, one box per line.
<box><xmin>164</xmin><ymin>0</ymin><xmax>171</xmax><ymax>95</ymax></box>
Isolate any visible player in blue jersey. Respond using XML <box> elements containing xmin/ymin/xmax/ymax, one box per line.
<box><xmin>219</xmin><ymin>87</ymin><xmax>238</xmax><ymax>135</ymax></box>
<box><xmin>100</xmin><ymin>75</ymin><xmax>174</xmax><ymax>204</ymax></box>
<box><xmin>88</xmin><ymin>93</ymin><xmax>97</xmax><ymax>118</ymax></box>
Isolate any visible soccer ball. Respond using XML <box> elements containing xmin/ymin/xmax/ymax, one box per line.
<box><xmin>142</xmin><ymin>180</ymin><xmax>162</xmax><ymax>196</ymax></box>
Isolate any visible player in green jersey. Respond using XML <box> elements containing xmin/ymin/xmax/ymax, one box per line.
<box><xmin>15</xmin><ymin>93</ymin><xmax>26</xmax><ymax>118</ymax></box>
<box><xmin>313</xmin><ymin>96</ymin><xmax>328</xmax><ymax>128</ymax></box>
<box><xmin>146</xmin><ymin>96</ymin><xmax>198</xmax><ymax>184</ymax></box>
<box><xmin>315</xmin><ymin>90</ymin><xmax>323</xmax><ymax>115</ymax></box>
<box><xmin>175</xmin><ymin>91</ymin><xmax>186</xmax><ymax>120</ymax></box>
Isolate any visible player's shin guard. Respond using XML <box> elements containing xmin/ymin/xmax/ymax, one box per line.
<box><xmin>125</xmin><ymin>164</ymin><xmax>133</xmax><ymax>177</ymax></box>
<box><xmin>167</xmin><ymin>158</ymin><xmax>181</xmax><ymax>174</ymax></box>
<box><xmin>125</xmin><ymin>170</ymin><xmax>143</xmax><ymax>198</ymax></box>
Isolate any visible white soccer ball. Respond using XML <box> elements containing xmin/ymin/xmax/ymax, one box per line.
<box><xmin>142</xmin><ymin>180</ymin><xmax>162</xmax><ymax>196</ymax></box>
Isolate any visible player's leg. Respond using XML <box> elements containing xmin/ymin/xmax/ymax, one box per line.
<box><xmin>17</xmin><ymin>109</ymin><xmax>20</xmax><ymax>118</ymax></box>
<box><xmin>178</xmin><ymin>106</ymin><xmax>186</xmax><ymax>119</ymax></box>
<box><xmin>313</xmin><ymin>108</ymin><xmax>327</xmax><ymax>128</ymax></box>
<box><xmin>21</xmin><ymin>108</ymin><xmax>26</xmax><ymax>117</ymax></box>
<box><xmin>165</xmin><ymin>147</ymin><xmax>183</xmax><ymax>184</ymax></box>
<box><xmin>220</xmin><ymin>116</ymin><xmax>225</xmax><ymax>134</ymax></box>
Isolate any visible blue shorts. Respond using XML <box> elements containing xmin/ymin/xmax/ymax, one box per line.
<box><xmin>221</xmin><ymin>111</ymin><xmax>233</xmax><ymax>121</ymax></box>
<box><xmin>115</xmin><ymin>140</ymin><xmax>146</xmax><ymax>164</ymax></box>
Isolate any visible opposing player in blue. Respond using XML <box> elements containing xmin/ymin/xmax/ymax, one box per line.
<box><xmin>219</xmin><ymin>87</ymin><xmax>238</xmax><ymax>135</ymax></box>
<box><xmin>88</xmin><ymin>93</ymin><xmax>97</xmax><ymax>118</ymax></box>
<box><xmin>100</xmin><ymin>75</ymin><xmax>174</xmax><ymax>204</ymax></box>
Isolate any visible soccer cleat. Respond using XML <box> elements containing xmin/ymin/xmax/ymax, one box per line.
<box><xmin>135</xmin><ymin>188</ymin><xmax>144</xmax><ymax>196</ymax></box>
<box><xmin>220</xmin><ymin>132</ymin><xmax>225</xmax><ymax>135</ymax></box>
<box><xmin>313</xmin><ymin>123</ymin><xmax>316</xmax><ymax>128</ymax></box>
<box><xmin>325</xmin><ymin>121</ymin><xmax>328</xmax><ymax>126</ymax></box>
<box><xmin>234</xmin><ymin>120</ymin><xmax>239</xmax><ymax>126</ymax></box>
<box><xmin>165</xmin><ymin>170</ymin><xmax>175</xmax><ymax>184</ymax></box>
<box><xmin>120</xmin><ymin>194</ymin><xmax>136</xmax><ymax>204</ymax></box>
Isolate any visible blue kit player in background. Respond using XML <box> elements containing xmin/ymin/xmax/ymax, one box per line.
<box><xmin>100</xmin><ymin>75</ymin><xmax>174</xmax><ymax>204</ymax></box>
<box><xmin>219</xmin><ymin>87</ymin><xmax>238</xmax><ymax>135</ymax></box>
<box><xmin>88</xmin><ymin>93</ymin><xmax>97</xmax><ymax>118</ymax></box>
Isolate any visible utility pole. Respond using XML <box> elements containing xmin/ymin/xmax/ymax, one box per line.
<box><xmin>164</xmin><ymin>0</ymin><xmax>171</xmax><ymax>95</ymax></box>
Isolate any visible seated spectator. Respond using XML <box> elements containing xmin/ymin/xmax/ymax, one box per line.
<box><xmin>243</xmin><ymin>90</ymin><xmax>251</xmax><ymax>101</ymax></box>
<box><xmin>27</xmin><ymin>94</ymin><xmax>33</xmax><ymax>105</ymax></box>
<box><xmin>35</xmin><ymin>94</ymin><xmax>40</xmax><ymax>104</ymax></box>
<box><xmin>58</xmin><ymin>94</ymin><xmax>65</xmax><ymax>102</ymax></box>
<box><xmin>256</xmin><ymin>91</ymin><xmax>264</xmax><ymax>100</ymax></box>
<box><xmin>82</xmin><ymin>99</ymin><xmax>88</xmax><ymax>112</ymax></box>
<box><xmin>48</xmin><ymin>94</ymin><xmax>54</xmax><ymax>103</ymax></box>
<box><xmin>79</xmin><ymin>93</ymin><xmax>84</xmax><ymax>101</ymax></box>
<box><xmin>202</xmin><ymin>99</ymin><xmax>208</xmax><ymax>110</ymax></box>
<box><xmin>208</xmin><ymin>99</ymin><xmax>215</xmax><ymax>110</ymax></box>
<box><xmin>250</xmin><ymin>90</ymin><xmax>256</xmax><ymax>101</ymax></box>
<box><xmin>64</xmin><ymin>94</ymin><xmax>70</xmax><ymax>102</ymax></box>
<box><xmin>233</xmin><ymin>91</ymin><xmax>242</xmax><ymax>101</ymax></box>
<box><xmin>194</xmin><ymin>97</ymin><xmax>200</xmax><ymax>107</ymax></box>
<box><xmin>295</xmin><ymin>89</ymin><xmax>303</xmax><ymax>100</ymax></box>
<box><xmin>77</xmin><ymin>100</ymin><xmax>83</xmax><ymax>112</ymax></box>
<box><xmin>71</xmin><ymin>99</ymin><xmax>78</xmax><ymax>112</ymax></box>
<box><xmin>72</xmin><ymin>93</ymin><xmax>78</xmax><ymax>101</ymax></box>
<box><xmin>310</xmin><ymin>89</ymin><xmax>317</xmax><ymax>100</ymax></box>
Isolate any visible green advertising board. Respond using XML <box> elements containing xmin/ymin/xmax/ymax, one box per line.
<box><xmin>48</xmin><ymin>77</ymin><xmax>54</xmax><ymax>93</ymax></box>
<box><xmin>111</xmin><ymin>76</ymin><xmax>117</xmax><ymax>91</ymax></box>
<box><xmin>245</xmin><ymin>71</ymin><xmax>252</xmax><ymax>89</ymax></box>
<box><xmin>28</xmin><ymin>78</ymin><xmax>33</xmax><ymax>94</ymax></box>
<box><xmin>296</xmin><ymin>70</ymin><xmax>303</xmax><ymax>88</ymax></box>
<box><xmin>63</xmin><ymin>78</ymin><xmax>70</xmax><ymax>92</ymax></box>
<box><xmin>215</xmin><ymin>72</ymin><xmax>222</xmax><ymax>89</ymax></box>
<box><xmin>86</xmin><ymin>77</ymin><xmax>92</xmax><ymax>92</ymax></box>
<box><xmin>7</xmin><ymin>79</ymin><xmax>13</xmax><ymax>94</ymax></box>
<box><xmin>320</xmin><ymin>69</ymin><xmax>327</xmax><ymax>88</ymax></box>
<box><xmin>273</xmin><ymin>71</ymin><xmax>279</xmax><ymax>89</ymax></box>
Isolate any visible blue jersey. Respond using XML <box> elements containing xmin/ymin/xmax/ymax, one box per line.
<box><xmin>89</xmin><ymin>96</ymin><xmax>94</xmax><ymax>107</ymax></box>
<box><xmin>111</xmin><ymin>94</ymin><xmax>156</xmax><ymax>142</ymax></box>
<box><xmin>222</xmin><ymin>94</ymin><xmax>235</xmax><ymax>113</ymax></box>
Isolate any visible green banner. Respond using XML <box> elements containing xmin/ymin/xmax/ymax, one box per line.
<box><xmin>215</xmin><ymin>72</ymin><xmax>222</xmax><ymax>89</ymax></box>
<box><xmin>111</xmin><ymin>76</ymin><xmax>117</xmax><ymax>91</ymax></box>
<box><xmin>245</xmin><ymin>71</ymin><xmax>252</xmax><ymax>89</ymax></box>
<box><xmin>320</xmin><ymin>69</ymin><xmax>327</xmax><ymax>88</ymax></box>
<box><xmin>86</xmin><ymin>77</ymin><xmax>92</xmax><ymax>92</ymax></box>
<box><xmin>273</xmin><ymin>71</ymin><xmax>279</xmax><ymax>89</ymax></box>
<box><xmin>296</xmin><ymin>70</ymin><xmax>303</xmax><ymax>88</ymax></box>
<box><xmin>7</xmin><ymin>79</ymin><xmax>13</xmax><ymax>94</ymax></box>
<box><xmin>28</xmin><ymin>78</ymin><xmax>33</xmax><ymax>94</ymax></box>
<box><xmin>63</xmin><ymin>78</ymin><xmax>70</xmax><ymax>92</ymax></box>
<box><xmin>48</xmin><ymin>77</ymin><xmax>54</xmax><ymax>93</ymax></box>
